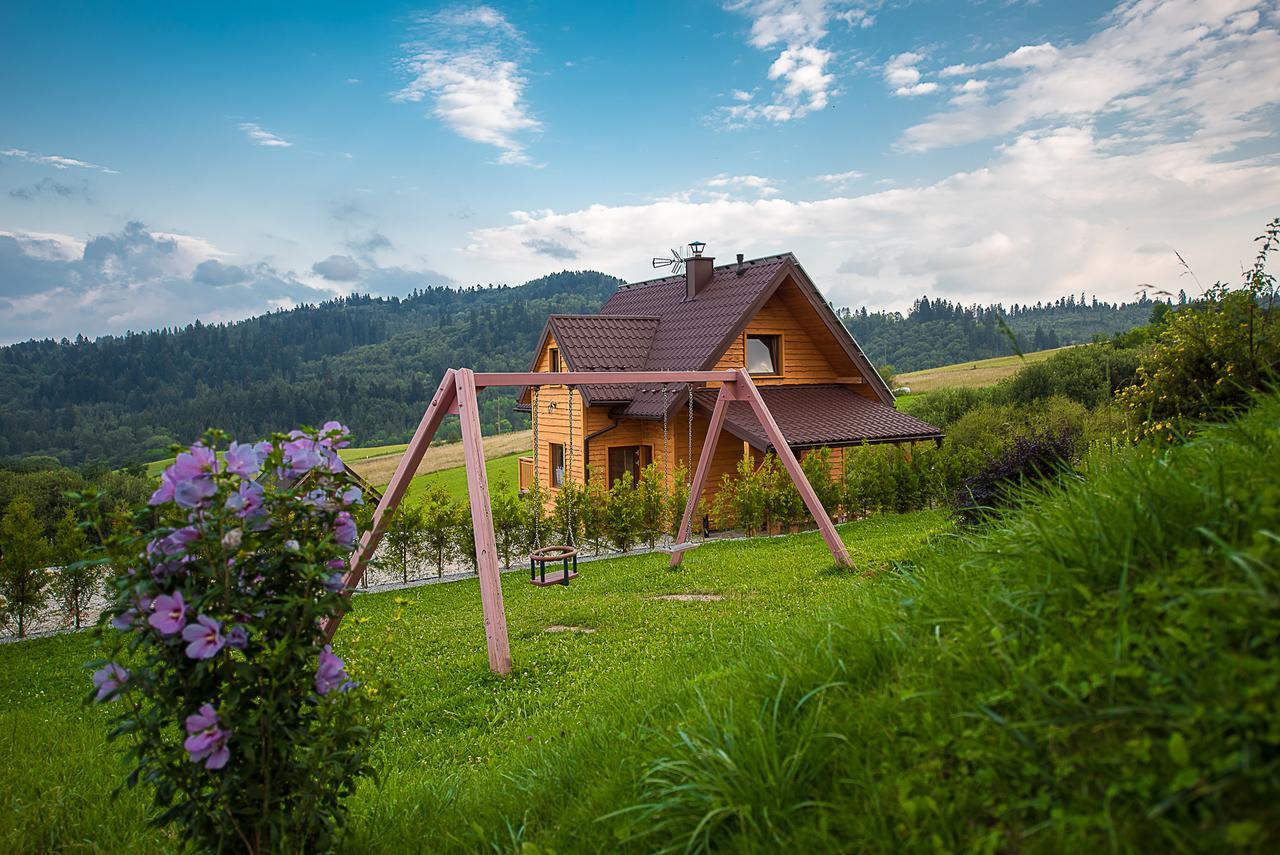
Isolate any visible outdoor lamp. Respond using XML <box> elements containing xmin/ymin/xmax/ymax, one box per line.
<box><xmin>688</xmin><ymin>241</ymin><xmax>706</xmax><ymax>256</ymax></box>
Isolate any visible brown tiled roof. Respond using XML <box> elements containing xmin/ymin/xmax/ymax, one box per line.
<box><xmin>548</xmin><ymin>315</ymin><xmax>659</xmax><ymax>403</ymax></box>
<box><xmin>693</xmin><ymin>385</ymin><xmax>944</xmax><ymax>449</ymax></box>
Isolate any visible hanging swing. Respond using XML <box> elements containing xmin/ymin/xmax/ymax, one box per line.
<box><xmin>529</xmin><ymin>383</ymin><xmax>579</xmax><ymax>586</ymax></box>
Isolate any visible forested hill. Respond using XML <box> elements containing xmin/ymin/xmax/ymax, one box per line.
<box><xmin>0</xmin><ymin>273</ymin><xmax>1159</xmax><ymax>468</ymax></box>
<box><xmin>838</xmin><ymin>292</ymin><xmax>1168</xmax><ymax>373</ymax></box>
<box><xmin>0</xmin><ymin>271</ymin><xmax>621</xmax><ymax>467</ymax></box>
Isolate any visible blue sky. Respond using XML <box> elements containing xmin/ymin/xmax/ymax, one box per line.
<box><xmin>2</xmin><ymin>0</ymin><xmax>1278</xmax><ymax>342</ymax></box>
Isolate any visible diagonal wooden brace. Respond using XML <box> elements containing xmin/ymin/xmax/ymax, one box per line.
<box><xmin>733</xmin><ymin>368</ymin><xmax>853</xmax><ymax>568</ymax></box>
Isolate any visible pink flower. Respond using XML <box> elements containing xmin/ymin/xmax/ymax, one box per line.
<box><xmin>91</xmin><ymin>663</ymin><xmax>129</xmax><ymax>702</ymax></box>
<box><xmin>184</xmin><ymin>704</ymin><xmax>230</xmax><ymax>770</ymax></box>
<box><xmin>148</xmin><ymin>591</ymin><xmax>187</xmax><ymax>635</ymax></box>
<box><xmin>182</xmin><ymin>614</ymin><xmax>226</xmax><ymax>659</ymax></box>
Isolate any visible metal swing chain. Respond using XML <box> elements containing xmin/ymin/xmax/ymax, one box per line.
<box><xmin>687</xmin><ymin>383</ymin><xmax>694</xmax><ymax>486</ymax></box>
<box><xmin>566</xmin><ymin>385</ymin><xmax>576</xmax><ymax>546</ymax></box>
<box><xmin>661</xmin><ymin>384</ymin><xmax>670</xmax><ymax>486</ymax></box>
<box><xmin>532</xmin><ymin>385</ymin><xmax>541</xmax><ymax>548</ymax></box>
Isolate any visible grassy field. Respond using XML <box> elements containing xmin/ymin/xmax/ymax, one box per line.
<box><xmin>0</xmin><ymin>512</ymin><xmax>949</xmax><ymax>853</ymax></box>
<box><xmin>895</xmin><ymin>345</ymin><xmax>1073</xmax><ymax>393</ymax></box>
<box><xmin>13</xmin><ymin>398</ymin><xmax>1277</xmax><ymax>851</ymax></box>
<box><xmin>401</xmin><ymin>449</ymin><xmax>528</xmax><ymax>503</ymax></box>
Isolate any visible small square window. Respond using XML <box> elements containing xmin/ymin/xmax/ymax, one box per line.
<box><xmin>746</xmin><ymin>334</ymin><xmax>780</xmax><ymax>375</ymax></box>
<box><xmin>549</xmin><ymin>442</ymin><xmax>565</xmax><ymax>487</ymax></box>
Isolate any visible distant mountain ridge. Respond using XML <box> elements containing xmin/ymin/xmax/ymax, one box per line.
<box><xmin>840</xmin><ymin>293</ymin><xmax>1167</xmax><ymax>373</ymax></box>
<box><xmin>0</xmin><ymin>274</ymin><xmax>1157</xmax><ymax>467</ymax></box>
<box><xmin>0</xmin><ymin>271</ymin><xmax>622</xmax><ymax>466</ymax></box>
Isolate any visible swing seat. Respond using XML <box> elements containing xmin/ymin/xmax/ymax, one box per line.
<box><xmin>657</xmin><ymin>541</ymin><xmax>702</xmax><ymax>555</ymax></box>
<box><xmin>529</xmin><ymin>545</ymin><xmax>579</xmax><ymax>587</ymax></box>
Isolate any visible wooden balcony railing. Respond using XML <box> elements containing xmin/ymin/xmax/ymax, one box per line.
<box><xmin>517</xmin><ymin>456</ymin><xmax>535</xmax><ymax>492</ymax></box>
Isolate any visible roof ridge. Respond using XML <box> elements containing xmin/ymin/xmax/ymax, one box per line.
<box><xmin>615</xmin><ymin>252</ymin><xmax>794</xmax><ymax>290</ymax></box>
<box><xmin>548</xmin><ymin>313</ymin><xmax>661</xmax><ymax>320</ymax></box>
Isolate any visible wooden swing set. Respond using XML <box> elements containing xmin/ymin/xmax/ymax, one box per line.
<box><xmin>324</xmin><ymin>367</ymin><xmax>853</xmax><ymax>674</ymax></box>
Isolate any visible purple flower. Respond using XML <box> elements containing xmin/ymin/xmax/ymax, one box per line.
<box><xmin>112</xmin><ymin>595</ymin><xmax>151</xmax><ymax>631</ymax></box>
<box><xmin>320</xmin><ymin>420</ymin><xmax>352</xmax><ymax>448</ymax></box>
<box><xmin>184</xmin><ymin>704</ymin><xmax>231</xmax><ymax>770</ymax></box>
<box><xmin>282</xmin><ymin>437</ymin><xmax>323</xmax><ymax>474</ymax></box>
<box><xmin>182</xmin><ymin>614</ymin><xmax>226</xmax><ymax>659</ymax></box>
<box><xmin>315</xmin><ymin>644</ymin><xmax>354</xmax><ymax>695</ymax></box>
<box><xmin>334</xmin><ymin>511</ymin><xmax>357</xmax><ymax>548</ymax></box>
<box><xmin>91</xmin><ymin>663</ymin><xmax>129</xmax><ymax>702</ymax></box>
<box><xmin>224</xmin><ymin>441</ymin><xmax>264</xmax><ymax>479</ymax></box>
<box><xmin>325</xmin><ymin>571</ymin><xmax>347</xmax><ymax>593</ymax></box>
<box><xmin>148</xmin><ymin>526</ymin><xmax>200</xmax><ymax>559</ymax></box>
<box><xmin>226</xmin><ymin>624</ymin><xmax>248</xmax><ymax>651</ymax></box>
<box><xmin>149</xmin><ymin>591</ymin><xmax>187</xmax><ymax>635</ymax></box>
<box><xmin>151</xmin><ymin>445</ymin><xmax>219</xmax><ymax>509</ymax></box>
<box><xmin>226</xmin><ymin>480</ymin><xmax>267</xmax><ymax>529</ymax></box>
<box><xmin>303</xmin><ymin>489</ymin><xmax>333</xmax><ymax>510</ymax></box>
<box><xmin>340</xmin><ymin>487</ymin><xmax>363</xmax><ymax>507</ymax></box>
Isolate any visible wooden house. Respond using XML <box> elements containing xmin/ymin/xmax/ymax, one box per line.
<box><xmin>516</xmin><ymin>249</ymin><xmax>942</xmax><ymax>507</ymax></box>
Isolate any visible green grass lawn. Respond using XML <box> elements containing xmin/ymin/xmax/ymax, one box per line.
<box><xmin>9</xmin><ymin>393</ymin><xmax>1279</xmax><ymax>852</ymax></box>
<box><xmin>0</xmin><ymin>512</ymin><xmax>948</xmax><ymax>853</ymax></box>
<box><xmin>402</xmin><ymin>449</ymin><xmax>528</xmax><ymax>503</ymax></box>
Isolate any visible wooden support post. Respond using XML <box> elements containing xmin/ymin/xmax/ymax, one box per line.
<box><xmin>455</xmin><ymin>368</ymin><xmax>513</xmax><ymax>675</ymax></box>
<box><xmin>669</xmin><ymin>383</ymin><xmax>733</xmax><ymax>568</ymax></box>
<box><xmin>734</xmin><ymin>369</ymin><xmax>854</xmax><ymax>569</ymax></box>
<box><xmin>323</xmin><ymin>370</ymin><xmax>458</xmax><ymax>642</ymax></box>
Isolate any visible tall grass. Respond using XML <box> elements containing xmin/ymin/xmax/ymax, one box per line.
<box><xmin>618</xmin><ymin>392</ymin><xmax>1280</xmax><ymax>852</ymax></box>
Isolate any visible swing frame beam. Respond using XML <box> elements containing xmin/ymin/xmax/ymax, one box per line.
<box><xmin>324</xmin><ymin>368</ymin><xmax>853</xmax><ymax>674</ymax></box>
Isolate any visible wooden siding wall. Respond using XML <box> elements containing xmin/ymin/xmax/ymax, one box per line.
<box><xmin>530</xmin><ymin>332</ymin><xmax>587</xmax><ymax>494</ymax></box>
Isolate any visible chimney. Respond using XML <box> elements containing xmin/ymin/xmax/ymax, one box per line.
<box><xmin>735</xmin><ymin>253</ymin><xmax>744</xmax><ymax>276</ymax></box>
<box><xmin>684</xmin><ymin>241</ymin><xmax>714</xmax><ymax>300</ymax></box>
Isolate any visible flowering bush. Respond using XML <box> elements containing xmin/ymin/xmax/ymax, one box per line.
<box><xmin>1119</xmin><ymin>218</ymin><xmax>1279</xmax><ymax>441</ymax></box>
<box><xmin>87</xmin><ymin>423</ymin><xmax>377</xmax><ymax>853</ymax></box>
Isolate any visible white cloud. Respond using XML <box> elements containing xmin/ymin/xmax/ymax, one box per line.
<box><xmin>901</xmin><ymin>0</ymin><xmax>1280</xmax><ymax>152</ymax></box>
<box><xmin>884</xmin><ymin>52</ymin><xmax>939</xmax><ymax>97</ymax></box>
<box><xmin>239</xmin><ymin>123</ymin><xmax>293</xmax><ymax>147</ymax></box>
<box><xmin>705</xmin><ymin>173</ymin><xmax>782</xmax><ymax>197</ymax></box>
<box><xmin>720</xmin><ymin>1</ymin><xmax>878</xmax><ymax>124</ymax></box>
<box><xmin>813</xmin><ymin>169</ymin><xmax>864</xmax><ymax>187</ymax></box>
<box><xmin>394</xmin><ymin>4</ymin><xmax>540</xmax><ymax>165</ymax></box>
<box><xmin>460</xmin><ymin>124</ymin><xmax>1278</xmax><ymax>314</ymax></box>
<box><xmin>1</xmin><ymin>148</ymin><xmax>119</xmax><ymax>173</ymax></box>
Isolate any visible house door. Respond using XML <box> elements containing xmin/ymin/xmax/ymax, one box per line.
<box><xmin>607</xmin><ymin>445</ymin><xmax>652</xmax><ymax>487</ymax></box>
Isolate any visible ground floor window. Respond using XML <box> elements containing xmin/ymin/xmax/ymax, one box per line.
<box><xmin>607</xmin><ymin>444</ymin><xmax>652</xmax><ymax>488</ymax></box>
<box><xmin>549</xmin><ymin>442</ymin><xmax>565</xmax><ymax>487</ymax></box>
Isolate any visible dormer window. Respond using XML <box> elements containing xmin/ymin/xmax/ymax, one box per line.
<box><xmin>746</xmin><ymin>334</ymin><xmax>781</xmax><ymax>375</ymax></box>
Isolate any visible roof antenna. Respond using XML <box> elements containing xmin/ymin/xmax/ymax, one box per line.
<box><xmin>651</xmin><ymin>247</ymin><xmax>685</xmax><ymax>275</ymax></box>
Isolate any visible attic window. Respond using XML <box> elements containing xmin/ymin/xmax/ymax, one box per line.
<box><xmin>746</xmin><ymin>334</ymin><xmax>780</xmax><ymax>375</ymax></box>
<box><xmin>549</xmin><ymin>347</ymin><xmax>561</xmax><ymax>373</ymax></box>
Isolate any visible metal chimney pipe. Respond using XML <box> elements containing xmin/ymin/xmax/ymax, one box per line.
<box><xmin>736</xmin><ymin>253</ymin><xmax>744</xmax><ymax>276</ymax></box>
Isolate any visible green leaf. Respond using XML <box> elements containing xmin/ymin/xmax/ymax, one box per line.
<box><xmin>1167</xmin><ymin>732</ymin><xmax>1190</xmax><ymax>768</ymax></box>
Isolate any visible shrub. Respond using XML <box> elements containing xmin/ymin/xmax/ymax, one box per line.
<box><xmin>418</xmin><ymin>484</ymin><xmax>459</xmax><ymax>576</ymax></box>
<box><xmin>50</xmin><ymin>508</ymin><xmax>97</xmax><ymax>629</ymax></box>
<box><xmin>1119</xmin><ymin>218</ymin><xmax>1279</xmax><ymax>441</ymax></box>
<box><xmin>666</xmin><ymin>465</ymin><xmax>690</xmax><ymax>540</ymax></box>
<box><xmin>605</xmin><ymin>473</ymin><xmax>642</xmax><ymax>552</ymax></box>
<box><xmin>954</xmin><ymin>430</ymin><xmax>1077</xmax><ymax>523</ymax></box>
<box><xmin>88</xmin><ymin>424</ymin><xmax>376</xmax><ymax>852</ymax></box>
<box><xmin>0</xmin><ymin>496</ymin><xmax>52</xmax><ymax>638</ymax></box>
<box><xmin>490</xmin><ymin>478</ymin><xmax>526</xmax><ymax>568</ymax></box>
<box><xmin>636</xmin><ymin>463</ymin><xmax>668</xmax><ymax>549</ymax></box>
<box><xmin>383</xmin><ymin>501</ymin><xmax>426</xmax><ymax>583</ymax></box>
<box><xmin>577</xmin><ymin>475</ymin><xmax>609</xmax><ymax>555</ymax></box>
<box><xmin>800</xmin><ymin>448</ymin><xmax>840</xmax><ymax>521</ymax></box>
